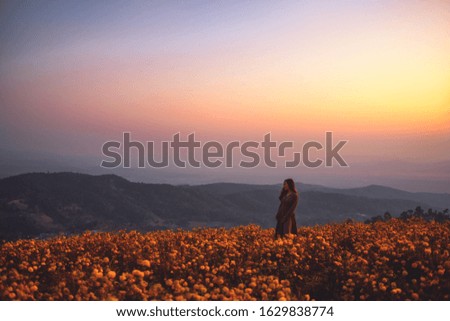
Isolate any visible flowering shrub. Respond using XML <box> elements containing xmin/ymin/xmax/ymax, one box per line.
<box><xmin>1</xmin><ymin>218</ymin><xmax>448</xmax><ymax>300</ymax></box>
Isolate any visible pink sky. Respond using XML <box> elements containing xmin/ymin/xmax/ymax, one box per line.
<box><xmin>1</xmin><ymin>1</ymin><xmax>449</xmax><ymax>191</ymax></box>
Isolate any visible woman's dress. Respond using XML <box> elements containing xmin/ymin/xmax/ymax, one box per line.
<box><xmin>275</xmin><ymin>192</ymin><xmax>298</xmax><ymax>237</ymax></box>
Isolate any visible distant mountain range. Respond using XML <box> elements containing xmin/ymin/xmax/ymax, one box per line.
<box><xmin>1</xmin><ymin>172</ymin><xmax>449</xmax><ymax>240</ymax></box>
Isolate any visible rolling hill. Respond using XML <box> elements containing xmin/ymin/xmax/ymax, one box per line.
<box><xmin>0</xmin><ymin>172</ymin><xmax>445</xmax><ymax>240</ymax></box>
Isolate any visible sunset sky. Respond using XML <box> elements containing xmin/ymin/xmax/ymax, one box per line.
<box><xmin>1</xmin><ymin>1</ymin><xmax>449</xmax><ymax>191</ymax></box>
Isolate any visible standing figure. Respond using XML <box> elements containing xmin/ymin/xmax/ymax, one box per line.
<box><xmin>275</xmin><ymin>178</ymin><xmax>298</xmax><ymax>238</ymax></box>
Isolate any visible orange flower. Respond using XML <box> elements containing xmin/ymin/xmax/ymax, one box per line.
<box><xmin>0</xmin><ymin>219</ymin><xmax>448</xmax><ymax>301</ymax></box>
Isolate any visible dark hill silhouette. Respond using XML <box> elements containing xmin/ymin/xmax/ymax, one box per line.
<box><xmin>0</xmin><ymin>172</ymin><xmax>440</xmax><ymax>240</ymax></box>
<box><xmin>304</xmin><ymin>184</ymin><xmax>450</xmax><ymax>209</ymax></box>
<box><xmin>192</xmin><ymin>182</ymin><xmax>450</xmax><ymax>210</ymax></box>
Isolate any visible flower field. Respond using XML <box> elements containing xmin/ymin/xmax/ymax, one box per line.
<box><xmin>1</xmin><ymin>217</ymin><xmax>449</xmax><ymax>300</ymax></box>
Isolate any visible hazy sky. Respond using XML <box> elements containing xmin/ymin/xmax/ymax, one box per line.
<box><xmin>1</xmin><ymin>1</ymin><xmax>449</xmax><ymax>191</ymax></box>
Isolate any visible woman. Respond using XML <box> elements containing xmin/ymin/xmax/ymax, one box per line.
<box><xmin>275</xmin><ymin>178</ymin><xmax>299</xmax><ymax>238</ymax></box>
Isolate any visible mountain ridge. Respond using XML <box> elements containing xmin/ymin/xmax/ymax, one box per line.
<box><xmin>0</xmin><ymin>171</ymin><xmax>445</xmax><ymax>240</ymax></box>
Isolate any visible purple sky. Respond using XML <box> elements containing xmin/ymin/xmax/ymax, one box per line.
<box><xmin>1</xmin><ymin>1</ymin><xmax>449</xmax><ymax>192</ymax></box>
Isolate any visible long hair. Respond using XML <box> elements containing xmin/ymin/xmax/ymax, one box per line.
<box><xmin>279</xmin><ymin>178</ymin><xmax>297</xmax><ymax>200</ymax></box>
